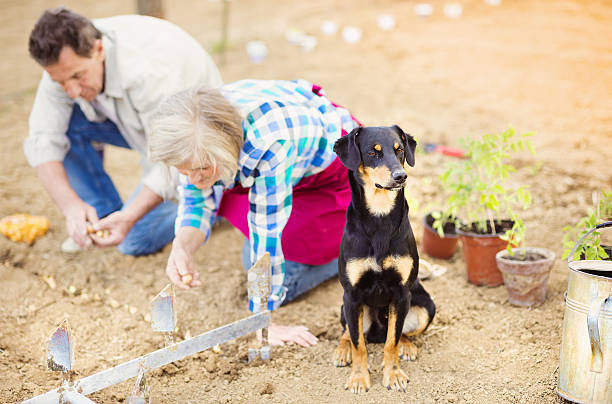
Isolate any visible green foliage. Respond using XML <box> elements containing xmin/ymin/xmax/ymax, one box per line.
<box><xmin>437</xmin><ymin>127</ymin><xmax>535</xmax><ymax>253</ymax></box>
<box><xmin>431</xmin><ymin>210</ymin><xmax>458</xmax><ymax>238</ymax></box>
<box><xmin>562</xmin><ymin>190</ymin><xmax>612</xmax><ymax>261</ymax></box>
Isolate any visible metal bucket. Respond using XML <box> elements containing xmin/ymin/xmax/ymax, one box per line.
<box><xmin>558</xmin><ymin>221</ymin><xmax>612</xmax><ymax>404</ymax></box>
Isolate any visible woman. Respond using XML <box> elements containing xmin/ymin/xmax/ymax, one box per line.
<box><xmin>149</xmin><ymin>79</ymin><xmax>359</xmax><ymax>346</ymax></box>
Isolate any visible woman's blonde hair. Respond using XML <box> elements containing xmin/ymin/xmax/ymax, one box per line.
<box><xmin>148</xmin><ymin>86</ymin><xmax>244</xmax><ymax>185</ymax></box>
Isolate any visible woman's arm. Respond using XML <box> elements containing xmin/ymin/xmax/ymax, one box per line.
<box><xmin>165</xmin><ymin>177</ymin><xmax>219</xmax><ymax>288</ymax></box>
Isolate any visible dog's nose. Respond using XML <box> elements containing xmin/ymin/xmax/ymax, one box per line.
<box><xmin>392</xmin><ymin>170</ymin><xmax>407</xmax><ymax>183</ymax></box>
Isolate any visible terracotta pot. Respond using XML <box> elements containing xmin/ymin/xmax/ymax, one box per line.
<box><xmin>495</xmin><ymin>247</ymin><xmax>555</xmax><ymax>306</ymax></box>
<box><xmin>422</xmin><ymin>213</ymin><xmax>459</xmax><ymax>259</ymax></box>
<box><xmin>457</xmin><ymin>220</ymin><xmax>514</xmax><ymax>286</ymax></box>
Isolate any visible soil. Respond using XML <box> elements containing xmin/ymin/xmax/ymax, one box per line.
<box><xmin>500</xmin><ymin>252</ymin><xmax>548</xmax><ymax>262</ymax></box>
<box><xmin>459</xmin><ymin>220</ymin><xmax>514</xmax><ymax>236</ymax></box>
<box><xmin>1</xmin><ymin>0</ymin><xmax>612</xmax><ymax>403</ymax></box>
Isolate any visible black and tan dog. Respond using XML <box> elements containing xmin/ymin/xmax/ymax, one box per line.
<box><xmin>332</xmin><ymin>125</ymin><xmax>436</xmax><ymax>393</ymax></box>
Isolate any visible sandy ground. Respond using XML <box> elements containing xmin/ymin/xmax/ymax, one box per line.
<box><xmin>1</xmin><ymin>0</ymin><xmax>611</xmax><ymax>403</ymax></box>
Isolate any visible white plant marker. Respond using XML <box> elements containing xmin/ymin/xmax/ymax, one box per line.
<box><xmin>247</xmin><ymin>252</ymin><xmax>272</xmax><ymax>361</ymax></box>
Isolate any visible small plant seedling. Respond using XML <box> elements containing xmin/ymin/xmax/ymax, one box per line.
<box><xmin>562</xmin><ymin>190</ymin><xmax>612</xmax><ymax>261</ymax></box>
<box><xmin>438</xmin><ymin>127</ymin><xmax>535</xmax><ymax>253</ymax></box>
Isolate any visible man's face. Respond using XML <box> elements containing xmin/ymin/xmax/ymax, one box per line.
<box><xmin>44</xmin><ymin>40</ymin><xmax>105</xmax><ymax>102</ymax></box>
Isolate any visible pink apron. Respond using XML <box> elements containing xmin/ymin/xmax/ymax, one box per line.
<box><xmin>217</xmin><ymin>157</ymin><xmax>350</xmax><ymax>265</ymax></box>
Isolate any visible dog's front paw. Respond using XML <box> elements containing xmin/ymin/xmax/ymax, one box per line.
<box><xmin>398</xmin><ymin>335</ymin><xmax>418</xmax><ymax>361</ymax></box>
<box><xmin>333</xmin><ymin>339</ymin><xmax>352</xmax><ymax>367</ymax></box>
<box><xmin>345</xmin><ymin>368</ymin><xmax>371</xmax><ymax>393</ymax></box>
<box><xmin>382</xmin><ymin>365</ymin><xmax>409</xmax><ymax>392</ymax></box>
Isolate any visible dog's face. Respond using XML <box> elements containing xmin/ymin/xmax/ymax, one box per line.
<box><xmin>334</xmin><ymin>126</ymin><xmax>417</xmax><ymax>190</ymax></box>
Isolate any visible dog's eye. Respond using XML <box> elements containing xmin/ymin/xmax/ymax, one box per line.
<box><xmin>368</xmin><ymin>151</ymin><xmax>376</xmax><ymax>157</ymax></box>
<box><xmin>396</xmin><ymin>148</ymin><xmax>404</xmax><ymax>154</ymax></box>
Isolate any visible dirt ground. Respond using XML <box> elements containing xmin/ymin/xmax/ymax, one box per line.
<box><xmin>1</xmin><ymin>0</ymin><xmax>611</xmax><ymax>403</ymax></box>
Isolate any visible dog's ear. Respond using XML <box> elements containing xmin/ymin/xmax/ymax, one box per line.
<box><xmin>393</xmin><ymin>125</ymin><xmax>417</xmax><ymax>167</ymax></box>
<box><xmin>334</xmin><ymin>127</ymin><xmax>361</xmax><ymax>171</ymax></box>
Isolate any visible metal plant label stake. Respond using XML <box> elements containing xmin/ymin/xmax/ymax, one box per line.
<box><xmin>46</xmin><ymin>320</ymin><xmax>100</xmax><ymax>403</ymax></box>
<box><xmin>247</xmin><ymin>252</ymin><xmax>272</xmax><ymax>361</ymax></box>
<box><xmin>25</xmin><ymin>263</ymin><xmax>273</xmax><ymax>403</ymax></box>
<box><xmin>151</xmin><ymin>283</ymin><xmax>177</xmax><ymax>347</ymax></box>
<box><xmin>46</xmin><ymin>320</ymin><xmax>73</xmax><ymax>375</ymax></box>
<box><xmin>125</xmin><ymin>365</ymin><xmax>151</xmax><ymax>404</ymax></box>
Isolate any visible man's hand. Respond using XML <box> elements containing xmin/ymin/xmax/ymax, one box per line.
<box><xmin>35</xmin><ymin>161</ymin><xmax>97</xmax><ymax>249</ymax></box>
<box><xmin>165</xmin><ymin>227</ymin><xmax>205</xmax><ymax>289</ymax></box>
<box><xmin>63</xmin><ymin>200</ymin><xmax>98</xmax><ymax>249</ymax></box>
<box><xmin>91</xmin><ymin>185</ymin><xmax>162</xmax><ymax>247</ymax></box>
<box><xmin>263</xmin><ymin>323</ymin><xmax>318</xmax><ymax>347</ymax></box>
<box><xmin>90</xmin><ymin>210</ymin><xmax>134</xmax><ymax>247</ymax></box>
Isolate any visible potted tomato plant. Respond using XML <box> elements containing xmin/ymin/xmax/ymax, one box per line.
<box><xmin>422</xmin><ymin>210</ymin><xmax>460</xmax><ymax>259</ymax></box>
<box><xmin>439</xmin><ymin>127</ymin><xmax>536</xmax><ymax>287</ymax></box>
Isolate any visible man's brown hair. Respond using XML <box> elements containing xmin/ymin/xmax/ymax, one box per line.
<box><xmin>28</xmin><ymin>7</ymin><xmax>102</xmax><ymax>66</ymax></box>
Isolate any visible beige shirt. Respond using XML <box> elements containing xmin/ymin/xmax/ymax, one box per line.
<box><xmin>25</xmin><ymin>15</ymin><xmax>223</xmax><ymax>199</ymax></box>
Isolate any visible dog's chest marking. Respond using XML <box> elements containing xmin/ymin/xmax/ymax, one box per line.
<box><xmin>358</xmin><ymin>167</ymin><xmax>398</xmax><ymax>216</ymax></box>
<box><xmin>347</xmin><ymin>255</ymin><xmax>414</xmax><ymax>285</ymax></box>
<box><xmin>346</xmin><ymin>257</ymin><xmax>380</xmax><ymax>285</ymax></box>
<box><xmin>382</xmin><ymin>255</ymin><xmax>414</xmax><ymax>284</ymax></box>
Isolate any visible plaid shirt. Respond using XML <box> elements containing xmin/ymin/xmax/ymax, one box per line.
<box><xmin>177</xmin><ymin>79</ymin><xmax>357</xmax><ymax>312</ymax></box>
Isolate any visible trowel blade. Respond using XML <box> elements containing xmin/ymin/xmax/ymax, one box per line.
<box><xmin>247</xmin><ymin>252</ymin><xmax>271</xmax><ymax>303</ymax></box>
<box><xmin>46</xmin><ymin>319</ymin><xmax>73</xmax><ymax>371</ymax></box>
<box><xmin>150</xmin><ymin>284</ymin><xmax>176</xmax><ymax>333</ymax></box>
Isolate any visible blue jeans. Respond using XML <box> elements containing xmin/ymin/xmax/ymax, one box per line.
<box><xmin>241</xmin><ymin>239</ymin><xmax>338</xmax><ymax>305</ymax></box>
<box><xmin>63</xmin><ymin>105</ymin><xmax>177</xmax><ymax>256</ymax></box>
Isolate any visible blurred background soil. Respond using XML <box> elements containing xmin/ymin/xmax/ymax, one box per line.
<box><xmin>1</xmin><ymin>0</ymin><xmax>611</xmax><ymax>403</ymax></box>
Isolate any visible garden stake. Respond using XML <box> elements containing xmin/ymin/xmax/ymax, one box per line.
<box><xmin>46</xmin><ymin>320</ymin><xmax>72</xmax><ymax>373</ymax></box>
<box><xmin>247</xmin><ymin>253</ymin><xmax>272</xmax><ymax>361</ymax></box>
<box><xmin>45</xmin><ymin>320</ymin><xmax>99</xmax><ymax>404</ymax></box>
<box><xmin>25</xmin><ymin>259</ymin><xmax>273</xmax><ymax>403</ymax></box>
<box><xmin>150</xmin><ymin>283</ymin><xmax>176</xmax><ymax>347</ymax></box>
<box><xmin>24</xmin><ymin>311</ymin><xmax>270</xmax><ymax>403</ymax></box>
<box><xmin>125</xmin><ymin>365</ymin><xmax>151</xmax><ymax>404</ymax></box>
<box><xmin>125</xmin><ymin>283</ymin><xmax>178</xmax><ymax>402</ymax></box>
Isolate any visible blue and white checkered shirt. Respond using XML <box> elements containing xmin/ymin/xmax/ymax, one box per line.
<box><xmin>176</xmin><ymin>79</ymin><xmax>357</xmax><ymax>312</ymax></box>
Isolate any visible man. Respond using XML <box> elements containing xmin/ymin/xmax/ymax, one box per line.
<box><xmin>25</xmin><ymin>7</ymin><xmax>223</xmax><ymax>255</ymax></box>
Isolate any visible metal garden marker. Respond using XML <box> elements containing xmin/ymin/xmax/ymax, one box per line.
<box><xmin>125</xmin><ymin>366</ymin><xmax>151</xmax><ymax>404</ymax></box>
<box><xmin>127</xmin><ymin>282</ymin><xmax>177</xmax><ymax>402</ymax></box>
<box><xmin>44</xmin><ymin>320</ymin><xmax>97</xmax><ymax>403</ymax></box>
<box><xmin>151</xmin><ymin>283</ymin><xmax>176</xmax><ymax>347</ymax></box>
<box><xmin>46</xmin><ymin>320</ymin><xmax>73</xmax><ymax>373</ymax></box>
<box><xmin>247</xmin><ymin>253</ymin><xmax>272</xmax><ymax>361</ymax></box>
<box><xmin>25</xmin><ymin>259</ymin><xmax>272</xmax><ymax>403</ymax></box>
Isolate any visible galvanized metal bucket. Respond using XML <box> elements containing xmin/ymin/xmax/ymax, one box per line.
<box><xmin>558</xmin><ymin>221</ymin><xmax>612</xmax><ymax>404</ymax></box>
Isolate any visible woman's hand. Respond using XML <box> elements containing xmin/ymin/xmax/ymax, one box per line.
<box><xmin>262</xmin><ymin>323</ymin><xmax>318</xmax><ymax>347</ymax></box>
<box><xmin>166</xmin><ymin>227</ymin><xmax>206</xmax><ymax>289</ymax></box>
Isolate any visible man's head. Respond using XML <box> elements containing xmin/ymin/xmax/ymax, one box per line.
<box><xmin>29</xmin><ymin>7</ymin><xmax>105</xmax><ymax>101</ymax></box>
